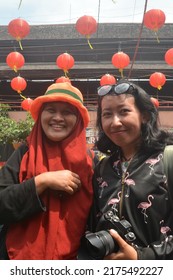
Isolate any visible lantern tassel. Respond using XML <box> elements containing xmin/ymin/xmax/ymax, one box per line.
<box><xmin>13</xmin><ymin>66</ymin><xmax>18</xmax><ymax>73</ymax></box>
<box><xmin>64</xmin><ymin>70</ymin><xmax>69</xmax><ymax>78</ymax></box>
<box><xmin>18</xmin><ymin>39</ymin><xmax>23</xmax><ymax>50</ymax></box>
<box><xmin>157</xmin><ymin>85</ymin><xmax>162</xmax><ymax>90</ymax></box>
<box><xmin>119</xmin><ymin>68</ymin><xmax>124</xmax><ymax>78</ymax></box>
<box><xmin>87</xmin><ymin>39</ymin><xmax>93</xmax><ymax>49</ymax></box>
<box><xmin>86</xmin><ymin>35</ymin><xmax>93</xmax><ymax>50</ymax></box>
<box><xmin>154</xmin><ymin>31</ymin><xmax>160</xmax><ymax>43</ymax></box>
<box><xmin>20</xmin><ymin>93</ymin><xmax>26</xmax><ymax>99</ymax></box>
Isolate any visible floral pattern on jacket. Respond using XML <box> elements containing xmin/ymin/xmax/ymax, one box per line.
<box><xmin>88</xmin><ymin>150</ymin><xmax>173</xmax><ymax>259</ymax></box>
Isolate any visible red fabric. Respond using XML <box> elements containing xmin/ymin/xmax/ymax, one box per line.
<box><xmin>6</xmin><ymin>116</ymin><xmax>93</xmax><ymax>259</ymax></box>
<box><xmin>0</xmin><ymin>161</ymin><xmax>5</xmax><ymax>168</ymax></box>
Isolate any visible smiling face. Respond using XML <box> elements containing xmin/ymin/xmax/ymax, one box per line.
<box><xmin>101</xmin><ymin>94</ymin><xmax>146</xmax><ymax>157</ymax></box>
<box><xmin>41</xmin><ymin>101</ymin><xmax>78</xmax><ymax>142</ymax></box>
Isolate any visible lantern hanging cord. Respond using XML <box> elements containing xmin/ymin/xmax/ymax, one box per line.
<box><xmin>128</xmin><ymin>0</ymin><xmax>148</xmax><ymax>79</ymax></box>
<box><xmin>18</xmin><ymin>0</ymin><xmax>22</xmax><ymax>9</ymax></box>
<box><xmin>96</xmin><ymin>0</ymin><xmax>101</xmax><ymax>38</ymax></box>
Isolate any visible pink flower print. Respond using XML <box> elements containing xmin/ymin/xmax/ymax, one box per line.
<box><xmin>124</xmin><ymin>172</ymin><xmax>135</xmax><ymax>197</ymax></box>
<box><xmin>108</xmin><ymin>191</ymin><xmax>121</xmax><ymax>211</ymax></box>
<box><xmin>161</xmin><ymin>226</ymin><xmax>171</xmax><ymax>235</ymax></box>
<box><xmin>125</xmin><ymin>178</ymin><xmax>135</xmax><ymax>186</ymax></box>
<box><xmin>97</xmin><ymin>177</ymin><xmax>103</xmax><ymax>184</ymax></box>
<box><xmin>97</xmin><ymin>177</ymin><xmax>108</xmax><ymax>198</ymax></box>
<box><xmin>145</xmin><ymin>153</ymin><xmax>163</xmax><ymax>175</ymax></box>
<box><xmin>113</xmin><ymin>160</ymin><xmax>121</xmax><ymax>175</ymax></box>
<box><xmin>137</xmin><ymin>194</ymin><xmax>154</xmax><ymax>223</ymax></box>
<box><xmin>160</xmin><ymin>220</ymin><xmax>171</xmax><ymax>237</ymax></box>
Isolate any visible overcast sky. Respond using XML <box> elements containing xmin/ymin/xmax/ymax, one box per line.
<box><xmin>0</xmin><ymin>0</ymin><xmax>173</xmax><ymax>25</ymax></box>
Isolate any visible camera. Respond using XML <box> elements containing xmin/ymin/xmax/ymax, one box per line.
<box><xmin>84</xmin><ymin>210</ymin><xmax>136</xmax><ymax>259</ymax></box>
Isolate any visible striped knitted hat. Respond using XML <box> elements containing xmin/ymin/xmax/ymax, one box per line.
<box><xmin>30</xmin><ymin>82</ymin><xmax>90</xmax><ymax>127</ymax></box>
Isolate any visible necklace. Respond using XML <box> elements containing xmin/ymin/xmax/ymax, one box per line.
<box><xmin>121</xmin><ymin>160</ymin><xmax>130</xmax><ymax>172</ymax></box>
<box><xmin>122</xmin><ymin>155</ymin><xmax>132</xmax><ymax>162</ymax></box>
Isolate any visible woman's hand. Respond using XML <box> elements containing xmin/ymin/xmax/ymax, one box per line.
<box><xmin>104</xmin><ymin>229</ymin><xmax>138</xmax><ymax>260</ymax></box>
<box><xmin>35</xmin><ymin>170</ymin><xmax>81</xmax><ymax>195</ymax></box>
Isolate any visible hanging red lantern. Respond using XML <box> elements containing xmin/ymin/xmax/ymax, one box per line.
<box><xmin>149</xmin><ymin>72</ymin><xmax>166</xmax><ymax>90</ymax></box>
<box><xmin>165</xmin><ymin>48</ymin><xmax>173</xmax><ymax>66</ymax></box>
<box><xmin>6</xmin><ymin>51</ymin><xmax>25</xmax><ymax>72</ymax></box>
<box><xmin>75</xmin><ymin>15</ymin><xmax>97</xmax><ymax>49</ymax></box>
<box><xmin>143</xmin><ymin>9</ymin><xmax>166</xmax><ymax>43</ymax></box>
<box><xmin>100</xmin><ymin>74</ymin><xmax>117</xmax><ymax>86</ymax></box>
<box><xmin>55</xmin><ymin>76</ymin><xmax>71</xmax><ymax>84</ymax></box>
<box><xmin>112</xmin><ymin>51</ymin><xmax>130</xmax><ymax>77</ymax></box>
<box><xmin>150</xmin><ymin>97</ymin><xmax>159</xmax><ymax>108</ymax></box>
<box><xmin>8</xmin><ymin>18</ymin><xmax>30</xmax><ymax>50</ymax></box>
<box><xmin>21</xmin><ymin>98</ymin><xmax>33</xmax><ymax>111</ymax></box>
<box><xmin>56</xmin><ymin>52</ymin><xmax>74</xmax><ymax>77</ymax></box>
<box><xmin>11</xmin><ymin>76</ymin><xmax>27</xmax><ymax>96</ymax></box>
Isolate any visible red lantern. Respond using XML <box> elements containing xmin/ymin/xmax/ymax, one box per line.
<box><xmin>165</xmin><ymin>48</ymin><xmax>173</xmax><ymax>66</ymax></box>
<box><xmin>55</xmin><ymin>76</ymin><xmax>71</xmax><ymax>84</ymax></box>
<box><xmin>149</xmin><ymin>72</ymin><xmax>166</xmax><ymax>90</ymax></box>
<box><xmin>11</xmin><ymin>76</ymin><xmax>27</xmax><ymax>95</ymax></box>
<box><xmin>143</xmin><ymin>9</ymin><xmax>166</xmax><ymax>43</ymax></box>
<box><xmin>150</xmin><ymin>97</ymin><xmax>159</xmax><ymax>108</ymax></box>
<box><xmin>56</xmin><ymin>52</ymin><xmax>74</xmax><ymax>77</ymax></box>
<box><xmin>75</xmin><ymin>15</ymin><xmax>97</xmax><ymax>49</ymax></box>
<box><xmin>6</xmin><ymin>51</ymin><xmax>25</xmax><ymax>72</ymax></box>
<box><xmin>100</xmin><ymin>74</ymin><xmax>117</xmax><ymax>86</ymax></box>
<box><xmin>8</xmin><ymin>18</ymin><xmax>30</xmax><ymax>50</ymax></box>
<box><xmin>112</xmin><ymin>51</ymin><xmax>130</xmax><ymax>77</ymax></box>
<box><xmin>21</xmin><ymin>98</ymin><xmax>33</xmax><ymax>111</ymax></box>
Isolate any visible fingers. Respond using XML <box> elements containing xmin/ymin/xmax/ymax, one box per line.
<box><xmin>63</xmin><ymin>171</ymin><xmax>81</xmax><ymax>195</ymax></box>
<box><xmin>67</xmin><ymin>181</ymin><xmax>81</xmax><ymax>195</ymax></box>
<box><xmin>71</xmin><ymin>172</ymin><xmax>81</xmax><ymax>185</ymax></box>
<box><xmin>107</xmin><ymin>229</ymin><xmax>138</xmax><ymax>260</ymax></box>
<box><xmin>37</xmin><ymin>170</ymin><xmax>82</xmax><ymax>195</ymax></box>
<box><xmin>109</xmin><ymin>229</ymin><xmax>127</xmax><ymax>248</ymax></box>
<box><xmin>71</xmin><ymin>172</ymin><xmax>81</xmax><ymax>186</ymax></box>
<box><xmin>71</xmin><ymin>172</ymin><xmax>80</xmax><ymax>179</ymax></box>
<box><xmin>69</xmin><ymin>172</ymin><xmax>81</xmax><ymax>188</ymax></box>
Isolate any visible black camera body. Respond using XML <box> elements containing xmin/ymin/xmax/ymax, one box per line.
<box><xmin>85</xmin><ymin>210</ymin><xmax>136</xmax><ymax>259</ymax></box>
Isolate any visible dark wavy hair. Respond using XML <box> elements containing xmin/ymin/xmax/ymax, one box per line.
<box><xmin>96</xmin><ymin>80</ymin><xmax>173</xmax><ymax>155</ymax></box>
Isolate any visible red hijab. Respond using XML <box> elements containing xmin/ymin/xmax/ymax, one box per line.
<box><xmin>6</xmin><ymin>115</ymin><xmax>93</xmax><ymax>259</ymax></box>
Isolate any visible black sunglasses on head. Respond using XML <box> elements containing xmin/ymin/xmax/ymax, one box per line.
<box><xmin>97</xmin><ymin>82</ymin><xmax>135</xmax><ymax>97</ymax></box>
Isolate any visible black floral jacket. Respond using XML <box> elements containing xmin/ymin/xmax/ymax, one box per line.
<box><xmin>88</xmin><ymin>149</ymin><xmax>173</xmax><ymax>260</ymax></box>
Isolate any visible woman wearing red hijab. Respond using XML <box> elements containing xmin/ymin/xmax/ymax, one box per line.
<box><xmin>0</xmin><ymin>82</ymin><xmax>93</xmax><ymax>260</ymax></box>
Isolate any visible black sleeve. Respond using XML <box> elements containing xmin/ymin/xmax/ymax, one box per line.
<box><xmin>0</xmin><ymin>144</ymin><xmax>46</xmax><ymax>225</ymax></box>
<box><xmin>87</xmin><ymin>165</ymin><xmax>102</xmax><ymax>232</ymax></box>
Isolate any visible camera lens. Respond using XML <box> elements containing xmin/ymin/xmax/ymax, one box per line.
<box><xmin>85</xmin><ymin>230</ymin><xmax>117</xmax><ymax>259</ymax></box>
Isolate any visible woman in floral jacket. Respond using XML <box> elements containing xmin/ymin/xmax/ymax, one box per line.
<box><xmin>86</xmin><ymin>80</ymin><xmax>173</xmax><ymax>260</ymax></box>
